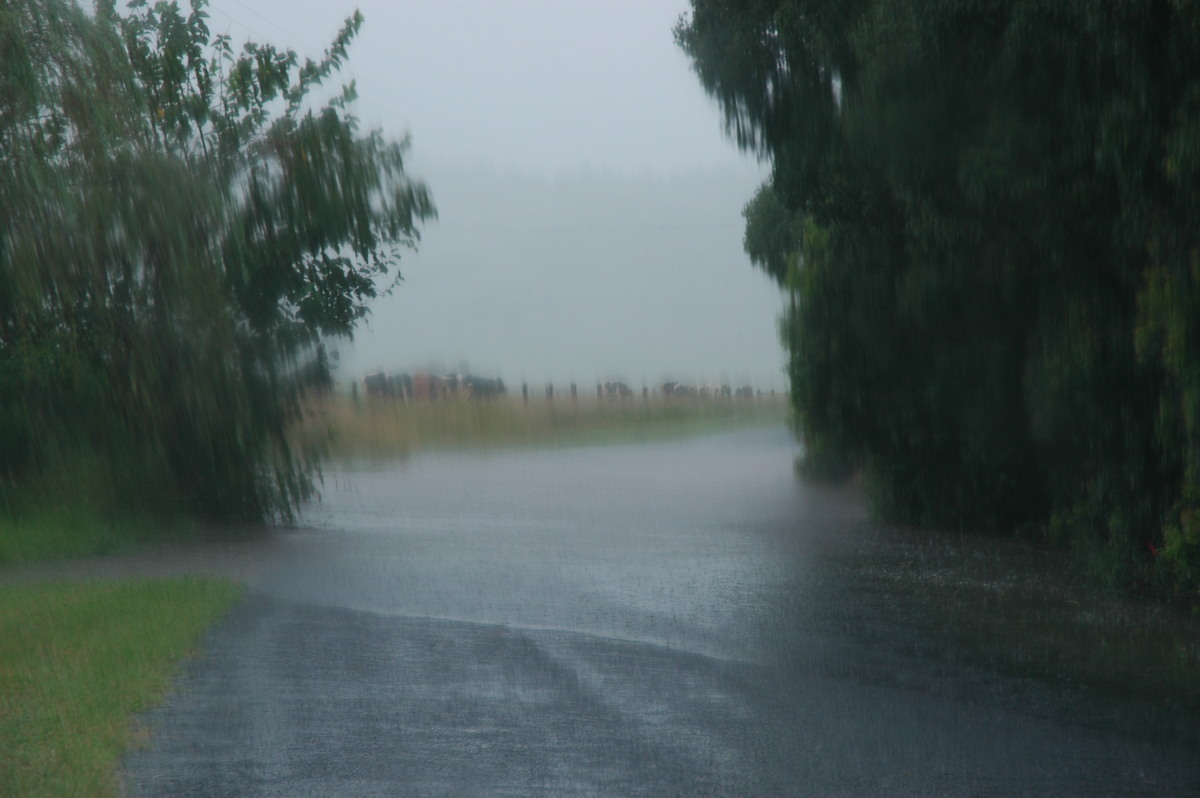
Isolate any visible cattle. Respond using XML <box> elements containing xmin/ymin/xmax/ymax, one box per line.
<box><xmin>363</xmin><ymin>372</ymin><xmax>392</xmax><ymax>398</ymax></box>
<box><xmin>661</xmin><ymin>381</ymin><xmax>734</xmax><ymax>400</ymax></box>
<box><xmin>411</xmin><ymin>373</ymin><xmax>431</xmax><ymax>400</ymax></box>
<box><xmin>698</xmin><ymin>384</ymin><xmax>731</xmax><ymax>400</ymax></box>
<box><xmin>365</xmin><ymin>371</ymin><xmax>504</xmax><ymax>401</ymax></box>
<box><xmin>409</xmin><ymin>373</ymin><xmax>456</xmax><ymax>400</ymax></box>
<box><xmin>389</xmin><ymin>373</ymin><xmax>413</xmax><ymax>401</ymax></box>
<box><xmin>662</xmin><ymin>381</ymin><xmax>698</xmax><ymax>399</ymax></box>
<box><xmin>463</xmin><ymin>375</ymin><xmax>506</xmax><ymax>398</ymax></box>
<box><xmin>602</xmin><ymin>381</ymin><xmax>633</xmax><ymax>399</ymax></box>
<box><xmin>432</xmin><ymin>374</ymin><xmax>457</xmax><ymax>399</ymax></box>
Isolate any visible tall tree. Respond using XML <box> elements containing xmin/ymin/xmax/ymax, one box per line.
<box><xmin>679</xmin><ymin>0</ymin><xmax>1200</xmax><ymax>597</ymax></box>
<box><xmin>0</xmin><ymin>0</ymin><xmax>434</xmax><ymax>522</ymax></box>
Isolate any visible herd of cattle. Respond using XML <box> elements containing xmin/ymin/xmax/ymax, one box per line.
<box><xmin>662</xmin><ymin>381</ymin><xmax>756</xmax><ymax>400</ymax></box>
<box><xmin>361</xmin><ymin>372</ymin><xmax>507</xmax><ymax>401</ymax></box>
<box><xmin>360</xmin><ymin>372</ymin><xmax>762</xmax><ymax>402</ymax></box>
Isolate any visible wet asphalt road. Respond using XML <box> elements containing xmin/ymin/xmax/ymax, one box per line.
<box><xmin>120</xmin><ymin>428</ymin><xmax>1200</xmax><ymax>796</ymax></box>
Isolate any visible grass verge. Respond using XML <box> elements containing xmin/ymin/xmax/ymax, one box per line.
<box><xmin>0</xmin><ymin>577</ymin><xmax>242</xmax><ymax>797</ymax></box>
<box><xmin>0</xmin><ymin>509</ymin><xmax>180</xmax><ymax>567</ymax></box>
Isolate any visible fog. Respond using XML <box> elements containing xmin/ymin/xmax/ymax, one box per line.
<box><xmin>201</xmin><ymin>0</ymin><xmax>783</xmax><ymax>390</ymax></box>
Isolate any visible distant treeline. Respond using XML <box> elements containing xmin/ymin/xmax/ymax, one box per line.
<box><xmin>679</xmin><ymin>1</ymin><xmax>1200</xmax><ymax>598</ymax></box>
<box><xmin>0</xmin><ymin>1</ymin><xmax>432</xmax><ymax>524</ymax></box>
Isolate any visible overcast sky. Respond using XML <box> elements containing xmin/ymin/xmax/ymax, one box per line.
<box><xmin>202</xmin><ymin>0</ymin><xmax>784</xmax><ymax>390</ymax></box>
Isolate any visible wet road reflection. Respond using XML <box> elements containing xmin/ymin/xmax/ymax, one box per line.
<box><xmin>123</xmin><ymin>428</ymin><xmax>1200</xmax><ymax>796</ymax></box>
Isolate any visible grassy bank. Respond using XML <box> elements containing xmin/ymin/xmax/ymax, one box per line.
<box><xmin>0</xmin><ymin>509</ymin><xmax>178</xmax><ymax>567</ymax></box>
<box><xmin>295</xmin><ymin>393</ymin><xmax>789</xmax><ymax>461</ymax></box>
<box><xmin>0</xmin><ymin>577</ymin><xmax>242</xmax><ymax>798</ymax></box>
<box><xmin>0</xmin><ymin>448</ymin><xmax>202</xmax><ymax>566</ymax></box>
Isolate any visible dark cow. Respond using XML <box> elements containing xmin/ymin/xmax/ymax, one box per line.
<box><xmin>364</xmin><ymin>372</ymin><xmax>392</xmax><ymax>398</ymax></box>
<box><xmin>463</xmin><ymin>375</ymin><xmax>506</xmax><ymax>398</ymax></box>
<box><xmin>663</xmin><ymin>381</ymin><xmax>698</xmax><ymax>399</ymax></box>
<box><xmin>602</xmin><ymin>381</ymin><xmax>633</xmax><ymax>399</ymax></box>
<box><xmin>430</xmin><ymin>374</ymin><xmax>457</xmax><ymax>399</ymax></box>
<box><xmin>363</xmin><ymin>372</ymin><xmax>417</xmax><ymax>400</ymax></box>
<box><xmin>389</xmin><ymin>373</ymin><xmax>413</xmax><ymax>401</ymax></box>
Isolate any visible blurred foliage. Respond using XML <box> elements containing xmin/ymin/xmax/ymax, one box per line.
<box><xmin>679</xmin><ymin>0</ymin><xmax>1200</xmax><ymax>599</ymax></box>
<box><xmin>0</xmin><ymin>0</ymin><xmax>433</xmax><ymax>524</ymax></box>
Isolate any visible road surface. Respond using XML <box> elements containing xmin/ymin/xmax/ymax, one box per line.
<box><xmin>119</xmin><ymin>428</ymin><xmax>1199</xmax><ymax>796</ymax></box>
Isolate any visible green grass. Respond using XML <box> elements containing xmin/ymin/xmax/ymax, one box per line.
<box><xmin>0</xmin><ymin>509</ymin><xmax>168</xmax><ymax>566</ymax></box>
<box><xmin>296</xmin><ymin>393</ymin><xmax>789</xmax><ymax>461</ymax></box>
<box><xmin>0</xmin><ymin>577</ymin><xmax>242</xmax><ymax>798</ymax></box>
<box><xmin>0</xmin><ymin>449</ymin><xmax>199</xmax><ymax>566</ymax></box>
<box><xmin>0</xmin><ymin>506</ymin><xmax>203</xmax><ymax>567</ymax></box>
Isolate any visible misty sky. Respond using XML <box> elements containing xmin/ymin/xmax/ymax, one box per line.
<box><xmin>202</xmin><ymin>0</ymin><xmax>784</xmax><ymax>390</ymax></box>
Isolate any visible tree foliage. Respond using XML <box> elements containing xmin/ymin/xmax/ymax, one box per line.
<box><xmin>678</xmin><ymin>0</ymin><xmax>1200</xmax><ymax>597</ymax></box>
<box><xmin>0</xmin><ymin>0</ymin><xmax>433</xmax><ymax>522</ymax></box>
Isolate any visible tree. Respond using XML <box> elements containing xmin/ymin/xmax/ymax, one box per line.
<box><xmin>678</xmin><ymin>0</ymin><xmax>1200</xmax><ymax>597</ymax></box>
<box><xmin>0</xmin><ymin>0</ymin><xmax>434</xmax><ymax>522</ymax></box>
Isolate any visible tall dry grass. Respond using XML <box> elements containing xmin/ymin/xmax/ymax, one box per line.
<box><xmin>294</xmin><ymin>392</ymin><xmax>788</xmax><ymax>461</ymax></box>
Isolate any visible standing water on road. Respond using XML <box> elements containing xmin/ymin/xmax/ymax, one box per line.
<box><xmin>274</xmin><ymin>427</ymin><xmax>823</xmax><ymax>662</ymax></box>
<box><xmin>124</xmin><ymin>427</ymin><xmax>1200</xmax><ymax>796</ymax></box>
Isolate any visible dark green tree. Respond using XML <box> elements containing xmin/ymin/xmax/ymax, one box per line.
<box><xmin>678</xmin><ymin>0</ymin><xmax>1200</xmax><ymax>597</ymax></box>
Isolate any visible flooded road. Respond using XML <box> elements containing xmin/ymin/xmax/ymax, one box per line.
<box><xmin>122</xmin><ymin>427</ymin><xmax>1199</xmax><ymax>796</ymax></box>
